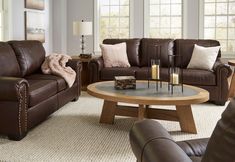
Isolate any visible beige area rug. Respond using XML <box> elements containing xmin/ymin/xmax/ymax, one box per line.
<box><xmin>0</xmin><ymin>92</ymin><xmax>228</xmax><ymax>162</ymax></box>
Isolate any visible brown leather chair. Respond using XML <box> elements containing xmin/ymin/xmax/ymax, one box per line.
<box><xmin>89</xmin><ymin>38</ymin><xmax>232</xmax><ymax>105</ymax></box>
<box><xmin>0</xmin><ymin>40</ymin><xmax>82</xmax><ymax>140</ymax></box>
<box><xmin>129</xmin><ymin>98</ymin><xmax>235</xmax><ymax>162</ymax></box>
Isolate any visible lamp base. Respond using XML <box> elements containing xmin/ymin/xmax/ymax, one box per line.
<box><xmin>79</xmin><ymin>53</ymin><xmax>92</xmax><ymax>59</ymax></box>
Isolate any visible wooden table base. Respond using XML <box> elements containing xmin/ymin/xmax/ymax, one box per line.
<box><xmin>99</xmin><ymin>100</ymin><xmax>197</xmax><ymax>134</ymax></box>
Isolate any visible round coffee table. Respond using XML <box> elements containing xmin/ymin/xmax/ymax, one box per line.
<box><xmin>87</xmin><ymin>81</ymin><xmax>209</xmax><ymax>133</ymax></box>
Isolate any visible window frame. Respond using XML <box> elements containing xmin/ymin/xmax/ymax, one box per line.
<box><xmin>199</xmin><ymin>0</ymin><xmax>235</xmax><ymax>58</ymax></box>
<box><xmin>0</xmin><ymin>0</ymin><xmax>4</xmax><ymax>41</ymax></box>
<box><xmin>94</xmin><ymin>0</ymin><xmax>134</xmax><ymax>53</ymax></box>
<box><xmin>144</xmin><ymin>0</ymin><xmax>186</xmax><ymax>38</ymax></box>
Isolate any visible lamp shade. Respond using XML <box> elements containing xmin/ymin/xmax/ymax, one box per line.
<box><xmin>73</xmin><ymin>21</ymin><xmax>93</xmax><ymax>36</ymax></box>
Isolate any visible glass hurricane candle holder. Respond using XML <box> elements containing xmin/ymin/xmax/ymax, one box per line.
<box><xmin>151</xmin><ymin>59</ymin><xmax>160</xmax><ymax>80</ymax></box>
<box><xmin>168</xmin><ymin>55</ymin><xmax>183</xmax><ymax>94</ymax></box>
<box><xmin>170</xmin><ymin>67</ymin><xmax>180</xmax><ymax>85</ymax></box>
<box><xmin>147</xmin><ymin>44</ymin><xmax>162</xmax><ymax>90</ymax></box>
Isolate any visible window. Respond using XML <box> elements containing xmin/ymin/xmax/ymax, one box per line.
<box><xmin>144</xmin><ymin>0</ymin><xmax>183</xmax><ymax>38</ymax></box>
<box><xmin>94</xmin><ymin>0</ymin><xmax>133</xmax><ymax>51</ymax></box>
<box><xmin>201</xmin><ymin>0</ymin><xmax>235</xmax><ymax>55</ymax></box>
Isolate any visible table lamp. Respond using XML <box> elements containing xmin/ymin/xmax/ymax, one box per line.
<box><xmin>73</xmin><ymin>20</ymin><xmax>93</xmax><ymax>58</ymax></box>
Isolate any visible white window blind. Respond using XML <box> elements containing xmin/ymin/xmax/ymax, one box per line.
<box><xmin>202</xmin><ymin>0</ymin><xmax>235</xmax><ymax>54</ymax></box>
<box><xmin>94</xmin><ymin>0</ymin><xmax>133</xmax><ymax>51</ymax></box>
<box><xmin>145</xmin><ymin>0</ymin><xmax>183</xmax><ymax>38</ymax></box>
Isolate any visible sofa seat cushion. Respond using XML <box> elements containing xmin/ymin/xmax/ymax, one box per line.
<box><xmin>28</xmin><ymin>79</ymin><xmax>58</xmax><ymax>107</ymax></box>
<box><xmin>183</xmin><ymin>69</ymin><xmax>216</xmax><ymax>86</ymax></box>
<box><xmin>25</xmin><ymin>74</ymin><xmax>67</xmax><ymax>92</ymax></box>
<box><xmin>135</xmin><ymin>67</ymin><xmax>149</xmax><ymax>80</ymax></box>
<box><xmin>100</xmin><ymin>67</ymin><xmax>139</xmax><ymax>80</ymax></box>
<box><xmin>135</xmin><ymin>67</ymin><xmax>169</xmax><ymax>81</ymax></box>
<box><xmin>161</xmin><ymin>68</ymin><xmax>216</xmax><ymax>86</ymax></box>
<box><xmin>135</xmin><ymin>67</ymin><xmax>216</xmax><ymax>86</ymax></box>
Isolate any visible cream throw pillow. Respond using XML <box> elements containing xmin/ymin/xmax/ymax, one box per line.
<box><xmin>100</xmin><ymin>43</ymin><xmax>130</xmax><ymax>68</ymax></box>
<box><xmin>187</xmin><ymin>44</ymin><xmax>221</xmax><ymax>71</ymax></box>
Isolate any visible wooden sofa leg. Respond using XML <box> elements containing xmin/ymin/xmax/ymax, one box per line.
<box><xmin>8</xmin><ymin>132</ymin><xmax>27</xmax><ymax>141</ymax></box>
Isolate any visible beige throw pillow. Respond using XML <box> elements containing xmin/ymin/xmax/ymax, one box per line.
<box><xmin>100</xmin><ymin>43</ymin><xmax>130</xmax><ymax>68</ymax></box>
<box><xmin>187</xmin><ymin>44</ymin><xmax>221</xmax><ymax>71</ymax></box>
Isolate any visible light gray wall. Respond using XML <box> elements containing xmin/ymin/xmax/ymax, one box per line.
<box><xmin>8</xmin><ymin>0</ymin><xmax>53</xmax><ymax>54</ymax></box>
<box><xmin>67</xmin><ymin>0</ymin><xmax>94</xmax><ymax>55</ymax></box>
<box><xmin>52</xmin><ymin>0</ymin><xmax>67</xmax><ymax>53</ymax></box>
<box><xmin>53</xmin><ymin>0</ymin><xmax>200</xmax><ymax>54</ymax></box>
<box><xmin>184</xmin><ymin>0</ymin><xmax>200</xmax><ymax>39</ymax></box>
<box><xmin>133</xmin><ymin>0</ymin><xmax>144</xmax><ymax>38</ymax></box>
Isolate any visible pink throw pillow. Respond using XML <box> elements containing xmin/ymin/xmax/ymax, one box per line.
<box><xmin>100</xmin><ymin>43</ymin><xmax>131</xmax><ymax>68</ymax></box>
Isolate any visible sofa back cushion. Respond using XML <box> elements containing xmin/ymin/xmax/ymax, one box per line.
<box><xmin>0</xmin><ymin>42</ymin><xmax>21</xmax><ymax>77</ymax></box>
<box><xmin>174</xmin><ymin>39</ymin><xmax>221</xmax><ymax>68</ymax></box>
<box><xmin>8</xmin><ymin>40</ymin><xmax>45</xmax><ymax>77</ymax></box>
<box><xmin>140</xmin><ymin>39</ymin><xmax>174</xmax><ymax>67</ymax></box>
<box><xmin>103</xmin><ymin>39</ymin><xmax>141</xmax><ymax>66</ymax></box>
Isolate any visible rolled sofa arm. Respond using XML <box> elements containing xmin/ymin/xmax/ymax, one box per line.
<box><xmin>213</xmin><ymin>60</ymin><xmax>232</xmax><ymax>78</ymax></box>
<box><xmin>67</xmin><ymin>59</ymin><xmax>82</xmax><ymax>97</ymax></box>
<box><xmin>67</xmin><ymin>59</ymin><xmax>82</xmax><ymax>78</ymax></box>
<box><xmin>177</xmin><ymin>138</ymin><xmax>209</xmax><ymax>157</ymax></box>
<box><xmin>213</xmin><ymin>60</ymin><xmax>232</xmax><ymax>105</ymax></box>
<box><xmin>0</xmin><ymin>77</ymin><xmax>29</xmax><ymax>140</ymax></box>
<box><xmin>0</xmin><ymin>77</ymin><xmax>29</xmax><ymax>101</ymax></box>
<box><xmin>89</xmin><ymin>56</ymin><xmax>104</xmax><ymax>83</ymax></box>
<box><xmin>129</xmin><ymin>120</ymin><xmax>192</xmax><ymax>162</ymax></box>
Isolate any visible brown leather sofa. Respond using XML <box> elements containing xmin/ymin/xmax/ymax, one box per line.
<box><xmin>129</xmin><ymin>98</ymin><xmax>235</xmax><ymax>162</ymax></box>
<box><xmin>89</xmin><ymin>38</ymin><xmax>232</xmax><ymax>105</ymax></box>
<box><xmin>0</xmin><ymin>40</ymin><xmax>81</xmax><ymax>140</ymax></box>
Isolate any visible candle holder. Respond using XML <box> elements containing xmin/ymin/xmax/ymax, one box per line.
<box><xmin>147</xmin><ymin>44</ymin><xmax>162</xmax><ymax>90</ymax></box>
<box><xmin>168</xmin><ymin>54</ymin><xmax>183</xmax><ymax>94</ymax></box>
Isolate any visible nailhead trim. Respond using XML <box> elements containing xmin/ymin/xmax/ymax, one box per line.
<box><xmin>24</xmin><ymin>83</ymin><xmax>28</xmax><ymax>132</ymax></box>
<box><xmin>16</xmin><ymin>82</ymin><xmax>28</xmax><ymax>136</ymax></box>
<box><xmin>16</xmin><ymin>84</ymin><xmax>22</xmax><ymax>136</ymax></box>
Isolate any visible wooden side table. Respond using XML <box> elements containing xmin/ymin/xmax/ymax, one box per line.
<box><xmin>228</xmin><ymin>60</ymin><xmax>235</xmax><ymax>98</ymax></box>
<box><xmin>72</xmin><ymin>55</ymin><xmax>100</xmax><ymax>91</ymax></box>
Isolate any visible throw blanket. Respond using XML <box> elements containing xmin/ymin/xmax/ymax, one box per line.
<box><xmin>41</xmin><ymin>54</ymin><xmax>76</xmax><ymax>88</ymax></box>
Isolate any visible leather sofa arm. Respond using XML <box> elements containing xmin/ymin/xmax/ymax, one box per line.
<box><xmin>0</xmin><ymin>77</ymin><xmax>29</xmax><ymax>140</ymax></box>
<box><xmin>213</xmin><ymin>60</ymin><xmax>232</xmax><ymax>105</ymax></box>
<box><xmin>67</xmin><ymin>59</ymin><xmax>82</xmax><ymax>75</ymax></box>
<box><xmin>67</xmin><ymin>59</ymin><xmax>82</xmax><ymax>97</ymax></box>
<box><xmin>129</xmin><ymin>120</ymin><xmax>192</xmax><ymax>162</ymax></box>
<box><xmin>89</xmin><ymin>56</ymin><xmax>104</xmax><ymax>83</ymax></box>
<box><xmin>213</xmin><ymin>60</ymin><xmax>232</xmax><ymax>78</ymax></box>
<box><xmin>177</xmin><ymin>138</ymin><xmax>209</xmax><ymax>157</ymax></box>
<box><xmin>0</xmin><ymin>77</ymin><xmax>29</xmax><ymax>101</ymax></box>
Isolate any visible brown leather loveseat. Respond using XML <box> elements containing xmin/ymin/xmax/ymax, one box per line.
<box><xmin>129</xmin><ymin>98</ymin><xmax>235</xmax><ymax>162</ymax></box>
<box><xmin>0</xmin><ymin>40</ymin><xmax>81</xmax><ymax>140</ymax></box>
<box><xmin>89</xmin><ymin>38</ymin><xmax>232</xmax><ymax>105</ymax></box>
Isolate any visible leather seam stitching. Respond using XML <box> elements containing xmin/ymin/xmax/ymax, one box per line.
<box><xmin>184</xmin><ymin>141</ymin><xmax>199</xmax><ymax>156</ymax></box>
<box><xmin>141</xmin><ymin>137</ymin><xmax>175</xmax><ymax>162</ymax></box>
<box><xmin>18</xmin><ymin>47</ymin><xmax>29</xmax><ymax>76</ymax></box>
